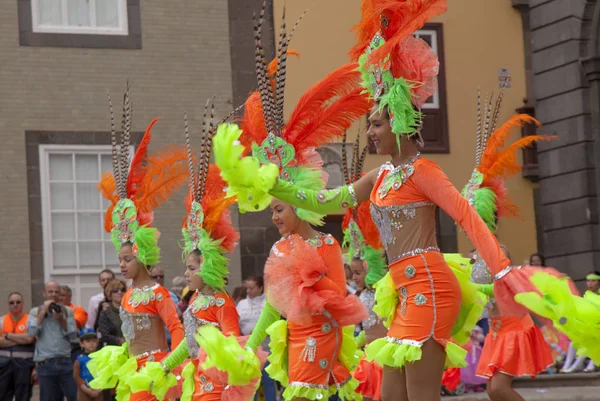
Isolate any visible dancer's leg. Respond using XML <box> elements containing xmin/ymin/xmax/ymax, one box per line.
<box><xmin>404</xmin><ymin>339</ymin><xmax>446</xmax><ymax>401</ymax></box>
<box><xmin>381</xmin><ymin>365</ymin><xmax>408</xmax><ymax>401</ymax></box>
<box><xmin>487</xmin><ymin>373</ymin><xmax>523</xmax><ymax>401</ymax></box>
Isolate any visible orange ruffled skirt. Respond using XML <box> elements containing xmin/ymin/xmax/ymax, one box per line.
<box><xmin>353</xmin><ymin>358</ymin><xmax>382</xmax><ymax>400</ymax></box>
<box><xmin>476</xmin><ymin>314</ymin><xmax>553</xmax><ymax>378</ymax></box>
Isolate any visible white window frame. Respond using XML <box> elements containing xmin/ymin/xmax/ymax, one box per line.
<box><xmin>39</xmin><ymin>144</ymin><xmax>132</xmax><ymax>304</ymax></box>
<box><xmin>413</xmin><ymin>29</ymin><xmax>439</xmax><ymax>110</ymax></box>
<box><xmin>31</xmin><ymin>0</ymin><xmax>129</xmax><ymax>36</ymax></box>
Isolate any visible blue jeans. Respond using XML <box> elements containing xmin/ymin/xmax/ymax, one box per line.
<box><xmin>254</xmin><ymin>362</ymin><xmax>277</xmax><ymax>401</ymax></box>
<box><xmin>36</xmin><ymin>357</ymin><xmax>77</xmax><ymax>401</ymax></box>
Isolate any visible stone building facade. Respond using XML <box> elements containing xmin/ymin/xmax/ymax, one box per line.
<box><xmin>1</xmin><ymin>0</ymin><xmax>238</xmax><ymax>307</ymax></box>
<box><xmin>515</xmin><ymin>0</ymin><xmax>600</xmax><ymax>283</ymax></box>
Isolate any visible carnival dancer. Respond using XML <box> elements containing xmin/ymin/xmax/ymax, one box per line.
<box><xmin>190</xmin><ymin>5</ymin><xmax>372</xmax><ymax>401</ymax></box>
<box><xmin>206</xmin><ymin>1</ymin><xmax>550</xmax><ymax>400</ymax></box>
<box><xmin>458</xmin><ymin>89</ymin><xmax>554</xmax><ymax>401</ymax></box>
<box><xmin>129</xmin><ymin>102</ymin><xmax>266</xmax><ymax>401</ymax></box>
<box><xmin>87</xmin><ymin>85</ymin><xmax>187</xmax><ymax>401</ymax></box>
<box><xmin>340</xmin><ymin>133</ymin><xmax>387</xmax><ymax>401</ymax></box>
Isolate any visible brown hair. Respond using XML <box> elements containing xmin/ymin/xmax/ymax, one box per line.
<box><xmin>7</xmin><ymin>292</ymin><xmax>23</xmax><ymax>300</ymax></box>
<box><xmin>104</xmin><ymin>278</ymin><xmax>127</xmax><ymax>300</ymax></box>
<box><xmin>245</xmin><ymin>276</ymin><xmax>264</xmax><ymax>289</ymax></box>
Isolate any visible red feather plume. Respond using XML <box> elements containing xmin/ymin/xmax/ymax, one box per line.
<box><xmin>349</xmin><ymin>0</ymin><xmax>447</xmax><ymax>63</ymax></box>
<box><xmin>285</xmin><ymin>63</ymin><xmax>368</xmax><ymax>145</ymax></box>
<box><xmin>134</xmin><ymin>146</ymin><xmax>189</xmax><ymax>215</ymax></box>
<box><xmin>239</xmin><ymin>92</ymin><xmax>268</xmax><ymax>155</ymax></box>
<box><xmin>126</xmin><ymin>118</ymin><xmax>158</xmax><ymax>198</ymax></box>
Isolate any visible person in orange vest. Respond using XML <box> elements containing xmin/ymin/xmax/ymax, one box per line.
<box><xmin>0</xmin><ymin>292</ymin><xmax>36</xmax><ymax>401</ymax></box>
<box><xmin>59</xmin><ymin>286</ymin><xmax>88</xmax><ymax>330</ymax></box>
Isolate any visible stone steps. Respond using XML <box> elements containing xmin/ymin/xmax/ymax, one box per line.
<box><xmin>514</xmin><ymin>372</ymin><xmax>600</xmax><ymax>388</ymax></box>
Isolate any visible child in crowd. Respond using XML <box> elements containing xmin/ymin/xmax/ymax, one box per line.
<box><xmin>73</xmin><ymin>328</ymin><xmax>102</xmax><ymax>401</ymax></box>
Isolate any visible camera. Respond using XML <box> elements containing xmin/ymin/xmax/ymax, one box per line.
<box><xmin>48</xmin><ymin>303</ymin><xmax>62</xmax><ymax>314</ymax></box>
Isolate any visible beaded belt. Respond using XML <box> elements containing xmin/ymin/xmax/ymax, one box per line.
<box><xmin>132</xmin><ymin>348</ymin><xmax>167</xmax><ymax>360</ymax></box>
<box><xmin>388</xmin><ymin>246</ymin><xmax>440</xmax><ymax>264</ymax></box>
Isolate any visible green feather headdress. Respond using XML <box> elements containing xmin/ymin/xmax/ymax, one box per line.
<box><xmin>100</xmin><ymin>82</ymin><xmax>188</xmax><ymax>267</ymax></box>
<box><xmin>181</xmin><ymin>100</ymin><xmax>241</xmax><ymax>291</ymax></box>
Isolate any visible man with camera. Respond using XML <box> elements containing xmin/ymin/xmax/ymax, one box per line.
<box><xmin>26</xmin><ymin>281</ymin><xmax>77</xmax><ymax>401</ymax></box>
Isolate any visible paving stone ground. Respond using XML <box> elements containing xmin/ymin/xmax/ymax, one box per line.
<box><xmin>445</xmin><ymin>386</ymin><xmax>600</xmax><ymax>401</ymax></box>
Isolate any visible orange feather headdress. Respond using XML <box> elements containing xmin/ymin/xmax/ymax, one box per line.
<box><xmin>461</xmin><ymin>88</ymin><xmax>554</xmax><ymax>232</ymax></box>
<box><xmin>350</xmin><ymin>0</ymin><xmax>446</xmax><ymax>142</ymax></box>
<box><xmin>98</xmin><ymin>83</ymin><xmax>189</xmax><ymax>266</ymax></box>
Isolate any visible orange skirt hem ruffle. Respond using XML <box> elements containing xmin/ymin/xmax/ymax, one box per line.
<box><xmin>476</xmin><ymin>315</ymin><xmax>553</xmax><ymax>379</ymax></box>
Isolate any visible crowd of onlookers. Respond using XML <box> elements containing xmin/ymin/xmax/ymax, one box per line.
<box><xmin>2</xmin><ymin>253</ymin><xmax>598</xmax><ymax>401</ymax></box>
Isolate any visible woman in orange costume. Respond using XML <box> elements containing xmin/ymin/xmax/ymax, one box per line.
<box><xmin>193</xmin><ymin>6</ymin><xmax>371</xmax><ymax>401</ymax></box>
<box><xmin>459</xmin><ymin>88</ymin><xmax>555</xmax><ymax>401</ymax></box>
<box><xmin>87</xmin><ymin>86</ymin><xmax>186</xmax><ymax>401</ymax></box>
<box><xmin>131</xmin><ymin>105</ymin><xmax>262</xmax><ymax>401</ymax></box>
<box><xmin>207</xmin><ymin>2</ymin><xmax>544</xmax><ymax>400</ymax></box>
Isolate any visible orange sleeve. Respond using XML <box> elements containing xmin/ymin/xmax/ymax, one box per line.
<box><xmin>156</xmin><ymin>290</ymin><xmax>184</xmax><ymax>348</ymax></box>
<box><xmin>414</xmin><ymin>160</ymin><xmax>510</xmax><ymax>276</ymax></box>
<box><xmin>312</xmin><ymin>241</ymin><xmax>347</xmax><ymax>295</ymax></box>
<box><xmin>74</xmin><ymin>306</ymin><xmax>88</xmax><ymax>329</ymax></box>
<box><xmin>216</xmin><ymin>299</ymin><xmax>241</xmax><ymax>336</ymax></box>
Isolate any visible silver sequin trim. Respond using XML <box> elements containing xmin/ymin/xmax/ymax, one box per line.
<box><xmin>494</xmin><ymin>264</ymin><xmax>520</xmax><ymax>280</ymax></box>
<box><xmin>471</xmin><ymin>255</ymin><xmax>493</xmax><ymax>285</ymax></box>
<box><xmin>120</xmin><ymin>309</ymin><xmax>159</xmax><ymax>342</ymax></box>
<box><xmin>385</xmin><ymin>336</ymin><xmax>423</xmax><ymax>347</ymax></box>
<box><xmin>400</xmin><ymin>287</ymin><xmax>408</xmax><ymax>316</ymax></box>
<box><xmin>347</xmin><ymin>184</ymin><xmax>358</xmax><ymax>207</ymax></box>
<box><xmin>132</xmin><ymin>348</ymin><xmax>168</xmax><ymax>360</ymax></box>
<box><xmin>388</xmin><ymin>246</ymin><xmax>440</xmax><ymax>264</ymax></box>
<box><xmin>288</xmin><ymin>381</ymin><xmax>328</xmax><ymax>389</ymax></box>
<box><xmin>415</xmin><ymin>293</ymin><xmax>427</xmax><ymax>306</ymax></box>
<box><xmin>359</xmin><ymin>289</ymin><xmax>380</xmax><ymax>330</ymax></box>
<box><xmin>370</xmin><ymin>201</ymin><xmax>435</xmax><ymax>249</ymax></box>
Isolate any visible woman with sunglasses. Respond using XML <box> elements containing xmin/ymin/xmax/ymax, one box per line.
<box><xmin>97</xmin><ymin>279</ymin><xmax>127</xmax><ymax>347</ymax></box>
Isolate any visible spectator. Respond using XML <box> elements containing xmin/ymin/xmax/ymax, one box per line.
<box><xmin>236</xmin><ymin>277</ymin><xmax>276</xmax><ymax>401</ymax></box>
<box><xmin>27</xmin><ymin>281</ymin><xmax>77</xmax><ymax>401</ymax></box>
<box><xmin>97</xmin><ymin>279</ymin><xmax>126</xmax><ymax>347</ymax></box>
<box><xmin>171</xmin><ymin>276</ymin><xmax>186</xmax><ymax>302</ymax></box>
<box><xmin>73</xmin><ymin>328</ymin><xmax>102</xmax><ymax>401</ymax></box>
<box><xmin>529</xmin><ymin>253</ymin><xmax>546</xmax><ymax>267</ymax></box>
<box><xmin>59</xmin><ymin>286</ymin><xmax>88</xmax><ymax>330</ymax></box>
<box><xmin>177</xmin><ymin>287</ymin><xmax>193</xmax><ymax>314</ymax></box>
<box><xmin>150</xmin><ymin>267</ymin><xmax>181</xmax><ymax>306</ymax></box>
<box><xmin>231</xmin><ymin>286</ymin><xmax>247</xmax><ymax>305</ymax></box>
<box><xmin>0</xmin><ymin>292</ymin><xmax>35</xmax><ymax>401</ymax></box>
<box><xmin>86</xmin><ymin>270</ymin><xmax>115</xmax><ymax>329</ymax></box>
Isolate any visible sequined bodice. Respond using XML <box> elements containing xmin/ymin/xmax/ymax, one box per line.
<box><xmin>183</xmin><ymin>292</ymin><xmax>228</xmax><ymax>358</ymax></box>
<box><xmin>120</xmin><ymin>284</ymin><xmax>169</xmax><ymax>356</ymax></box>
<box><xmin>471</xmin><ymin>255</ymin><xmax>493</xmax><ymax>285</ymax></box>
<box><xmin>359</xmin><ymin>289</ymin><xmax>380</xmax><ymax>330</ymax></box>
<box><xmin>369</xmin><ymin>159</ymin><xmax>440</xmax><ymax>263</ymax></box>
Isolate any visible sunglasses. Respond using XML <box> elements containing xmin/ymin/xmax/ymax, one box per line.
<box><xmin>111</xmin><ymin>288</ymin><xmax>126</xmax><ymax>294</ymax></box>
<box><xmin>9</xmin><ymin>300</ymin><xmax>22</xmax><ymax>305</ymax></box>
<box><xmin>151</xmin><ymin>275</ymin><xmax>164</xmax><ymax>279</ymax></box>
